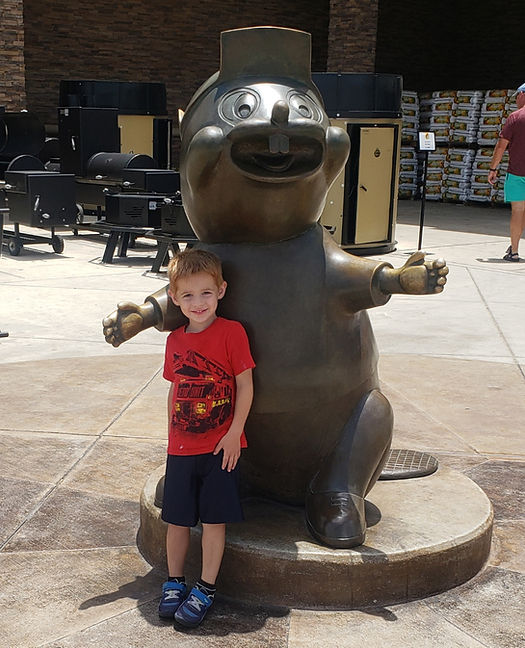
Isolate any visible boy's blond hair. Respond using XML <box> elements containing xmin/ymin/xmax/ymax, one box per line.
<box><xmin>167</xmin><ymin>248</ymin><xmax>224</xmax><ymax>292</ymax></box>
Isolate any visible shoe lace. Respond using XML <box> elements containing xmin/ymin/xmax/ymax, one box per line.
<box><xmin>187</xmin><ymin>592</ymin><xmax>207</xmax><ymax>612</ymax></box>
<box><xmin>164</xmin><ymin>588</ymin><xmax>183</xmax><ymax>601</ymax></box>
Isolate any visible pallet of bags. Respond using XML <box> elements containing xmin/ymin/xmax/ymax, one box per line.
<box><xmin>455</xmin><ymin>90</ymin><xmax>484</xmax><ymax>107</ymax></box>
<box><xmin>469</xmin><ymin>147</ymin><xmax>509</xmax><ymax>203</ymax></box>
<box><xmin>398</xmin><ymin>183</ymin><xmax>418</xmax><ymax>199</ymax></box>
<box><xmin>451</xmin><ymin>91</ymin><xmax>483</xmax><ymax>143</ymax></box>
<box><xmin>468</xmin><ymin>149</ymin><xmax>497</xmax><ymax>203</ymax></box>
<box><xmin>471</xmin><ymin>147</ymin><xmax>498</xmax><ymax>172</ymax></box>
<box><xmin>401</xmin><ymin>91</ymin><xmax>419</xmax><ymax>144</ymax></box>
<box><xmin>398</xmin><ymin>145</ymin><xmax>419</xmax><ymax>198</ymax></box>
<box><xmin>468</xmin><ymin>183</ymin><xmax>493</xmax><ymax>202</ymax></box>
<box><xmin>443</xmin><ymin>147</ymin><xmax>475</xmax><ymax>201</ymax></box>
<box><xmin>419</xmin><ymin>91</ymin><xmax>456</xmax><ymax>143</ymax></box>
<box><xmin>424</xmin><ymin>182</ymin><xmax>444</xmax><ymax>200</ymax></box>
<box><xmin>477</xmin><ymin>126</ymin><xmax>501</xmax><ymax>146</ymax></box>
<box><xmin>477</xmin><ymin>89</ymin><xmax>517</xmax><ymax>145</ymax></box>
<box><xmin>447</xmin><ymin>148</ymin><xmax>476</xmax><ymax>165</ymax></box>
<box><xmin>446</xmin><ymin>163</ymin><xmax>473</xmax><ymax>182</ymax></box>
<box><xmin>426</xmin><ymin>150</ymin><xmax>448</xmax><ymax>169</ymax></box>
<box><xmin>402</xmin><ymin>91</ymin><xmax>419</xmax><ymax>108</ymax></box>
<box><xmin>444</xmin><ymin>170</ymin><xmax>471</xmax><ymax>202</ymax></box>
<box><xmin>493</xmin><ymin>187</ymin><xmax>506</xmax><ymax>204</ymax></box>
<box><xmin>443</xmin><ymin>185</ymin><xmax>470</xmax><ymax>202</ymax></box>
<box><xmin>468</xmin><ymin>169</ymin><xmax>493</xmax><ymax>202</ymax></box>
<box><xmin>451</xmin><ymin>117</ymin><xmax>479</xmax><ymax>143</ymax></box>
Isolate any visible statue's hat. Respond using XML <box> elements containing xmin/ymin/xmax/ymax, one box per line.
<box><xmin>219</xmin><ymin>26</ymin><xmax>312</xmax><ymax>85</ymax></box>
<box><xmin>182</xmin><ymin>26</ymin><xmax>318</xmax><ymax>123</ymax></box>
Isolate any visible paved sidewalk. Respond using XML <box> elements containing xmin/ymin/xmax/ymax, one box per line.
<box><xmin>0</xmin><ymin>200</ymin><xmax>524</xmax><ymax>647</ymax></box>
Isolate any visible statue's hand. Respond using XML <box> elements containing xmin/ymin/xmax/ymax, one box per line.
<box><xmin>102</xmin><ymin>301</ymin><xmax>146</xmax><ymax>347</ymax></box>
<box><xmin>398</xmin><ymin>252</ymin><xmax>449</xmax><ymax>294</ymax></box>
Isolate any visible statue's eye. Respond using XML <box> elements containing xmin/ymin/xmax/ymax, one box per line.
<box><xmin>289</xmin><ymin>93</ymin><xmax>321</xmax><ymax>121</ymax></box>
<box><xmin>297</xmin><ymin>103</ymin><xmax>312</xmax><ymax>118</ymax></box>
<box><xmin>220</xmin><ymin>90</ymin><xmax>260</xmax><ymax>123</ymax></box>
<box><xmin>235</xmin><ymin>94</ymin><xmax>256</xmax><ymax>119</ymax></box>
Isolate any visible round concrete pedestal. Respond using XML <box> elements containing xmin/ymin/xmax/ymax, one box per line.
<box><xmin>138</xmin><ymin>465</ymin><xmax>493</xmax><ymax>609</ymax></box>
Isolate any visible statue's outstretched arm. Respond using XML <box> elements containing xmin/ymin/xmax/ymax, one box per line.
<box><xmin>102</xmin><ymin>285</ymin><xmax>185</xmax><ymax>347</ymax></box>
<box><xmin>377</xmin><ymin>251</ymin><xmax>449</xmax><ymax>295</ymax></box>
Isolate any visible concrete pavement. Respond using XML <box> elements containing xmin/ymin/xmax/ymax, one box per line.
<box><xmin>0</xmin><ymin>199</ymin><xmax>524</xmax><ymax>647</ymax></box>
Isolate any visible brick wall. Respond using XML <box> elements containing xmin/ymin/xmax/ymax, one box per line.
<box><xmin>22</xmin><ymin>0</ymin><xmax>330</xmax><ymax>132</ymax></box>
<box><xmin>327</xmin><ymin>0</ymin><xmax>378</xmax><ymax>72</ymax></box>
<box><xmin>0</xmin><ymin>0</ymin><xmax>26</xmax><ymax>111</ymax></box>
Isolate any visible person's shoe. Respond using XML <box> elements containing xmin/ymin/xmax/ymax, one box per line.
<box><xmin>158</xmin><ymin>581</ymin><xmax>187</xmax><ymax>619</ymax></box>
<box><xmin>503</xmin><ymin>247</ymin><xmax>520</xmax><ymax>262</ymax></box>
<box><xmin>174</xmin><ymin>586</ymin><xmax>214</xmax><ymax>628</ymax></box>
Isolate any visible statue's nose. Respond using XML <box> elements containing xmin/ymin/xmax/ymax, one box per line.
<box><xmin>271</xmin><ymin>101</ymin><xmax>289</xmax><ymax>126</ymax></box>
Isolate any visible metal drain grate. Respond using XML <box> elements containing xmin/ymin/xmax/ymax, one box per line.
<box><xmin>379</xmin><ymin>449</ymin><xmax>439</xmax><ymax>480</ymax></box>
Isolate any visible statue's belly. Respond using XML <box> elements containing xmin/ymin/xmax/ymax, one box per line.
<box><xmin>204</xmin><ymin>234</ymin><xmax>381</xmax><ymax>502</ymax></box>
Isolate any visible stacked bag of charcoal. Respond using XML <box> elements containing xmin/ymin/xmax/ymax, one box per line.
<box><xmin>419</xmin><ymin>91</ymin><xmax>455</xmax><ymax>145</ymax></box>
<box><xmin>470</xmin><ymin>89</ymin><xmax>516</xmax><ymax>203</ymax></box>
<box><xmin>401</xmin><ymin>91</ymin><xmax>419</xmax><ymax>145</ymax></box>
<box><xmin>399</xmin><ymin>146</ymin><xmax>419</xmax><ymax>199</ymax></box>
<box><xmin>469</xmin><ymin>146</ymin><xmax>509</xmax><ymax>203</ymax></box>
<box><xmin>443</xmin><ymin>148</ymin><xmax>476</xmax><ymax>202</ymax></box>
<box><xmin>399</xmin><ymin>91</ymin><xmax>420</xmax><ymax>199</ymax></box>
<box><xmin>423</xmin><ymin>149</ymin><xmax>448</xmax><ymax>201</ymax></box>
<box><xmin>450</xmin><ymin>91</ymin><xmax>484</xmax><ymax>144</ymax></box>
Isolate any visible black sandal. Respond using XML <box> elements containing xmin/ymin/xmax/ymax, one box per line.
<box><xmin>503</xmin><ymin>248</ymin><xmax>520</xmax><ymax>262</ymax></box>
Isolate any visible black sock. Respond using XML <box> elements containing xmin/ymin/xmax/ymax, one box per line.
<box><xmin>196</xmin><ymin>579</ymin><xmax>216</xmax><ymax>598</ymax></box>
<box><xmin>168</xmin><ymin>576</ymin><xmax>186</xmax><ymax>584</ymax></box>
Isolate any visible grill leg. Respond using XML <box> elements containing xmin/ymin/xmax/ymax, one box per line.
<box><xmin>118</xmin><ymin>232</ymin><xmax>130</xmax><ymax>257</ymax></box>
<box><xmin>102</xmin><ymin>230</ymin><xmax>119</xmax><ymax>264</ymax></box>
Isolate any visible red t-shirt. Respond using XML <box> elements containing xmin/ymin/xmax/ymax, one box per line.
<box><xmin>163</xmin><ymin>317</ymin><xmax>255</xmax><ymax>456</ymax></box>
<box><xmin>500</xmin><ymin>108</ymin><xmax>525</xmax><ymax>176</ymax></box>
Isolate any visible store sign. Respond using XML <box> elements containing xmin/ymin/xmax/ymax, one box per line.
<box><xmin>418</xmin><ymin>131</ymin><xmax>436</xmax><ymax>151</ymax></box>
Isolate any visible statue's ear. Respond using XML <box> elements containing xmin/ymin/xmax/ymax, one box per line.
<box><xmin>324</xmin><ymin>125</ymin><xmax>350</xmax><ymax>185</ymax></box>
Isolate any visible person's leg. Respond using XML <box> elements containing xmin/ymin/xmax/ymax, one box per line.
<box><xmin>510</xmin><ymin>200</ymin><xmax>525</xmax><ymax>253</ymax></box>
<box><xmin>166</xmin><ymin>523</ymin><xmax>191</xmax><ymax>577</ymax></box>
<box><xmin>200</xmin><ymin>522</ymin><xmax>226</xmax><ymax>585</ymax></box>
<box><xmin>174</xmin><ymin>522</ymin><xmax>225</xmax><ymax>627</ymax></box>
<box><xmin>159</xmin><ymin>523</ymin><xmax>191</xmax><ymax>618</ymax></box>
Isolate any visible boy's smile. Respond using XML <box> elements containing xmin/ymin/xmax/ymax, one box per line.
<box><xmin>169</xmin><ymin>271</ymin><xmax>227</xmax><ymax>333</ymax></box>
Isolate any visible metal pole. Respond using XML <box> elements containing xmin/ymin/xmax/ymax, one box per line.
<box><xmin>418</xmin><ymin>150</ymin><xmax>429</xmax><ymax>251</ymax></box>
<box><xmin>0</xmin><ymin>209</ymin><xmax>9</xmax><ymax>337</ymax></box>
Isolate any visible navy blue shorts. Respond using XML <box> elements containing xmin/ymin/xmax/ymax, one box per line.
<box><xmin>161</xmin><ymin>452</ymin><xmax>244</xmax><ymax>527</ymax></box>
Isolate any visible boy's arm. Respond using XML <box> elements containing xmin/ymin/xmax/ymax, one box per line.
<box><xmin>213</xmin><ymin>368</ymin><xmax>254</xmax><ymax>472</ymax></box>
<box><xmin>167</xmin><ymin>383</ymin><xmax>174</xmax><ymax>434</ymax></box>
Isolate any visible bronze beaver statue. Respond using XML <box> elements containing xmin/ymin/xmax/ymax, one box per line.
<box><xmin>103</xmin><ymin>26</ymin><xmax>448</xmax><ymax>548</ymax></box>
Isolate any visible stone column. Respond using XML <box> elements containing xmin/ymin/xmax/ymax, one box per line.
<box><xmin>327</xmin><ymin>0</ymin><xmax>378</xmax><ymax>72</ymax></box>
<box><xmin>0</xmin><ymin>0</ymin><xmax>27</xmax><ymax>110</ymax></box>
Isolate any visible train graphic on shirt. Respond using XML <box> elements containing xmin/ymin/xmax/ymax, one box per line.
<box><xmin>171</xmin><ymin>349</ymin><xmax>233</xmax><ymax>434</ymax></box>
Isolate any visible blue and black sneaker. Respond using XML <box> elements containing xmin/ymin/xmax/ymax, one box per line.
<box><xmin>174</xmin><ymin>586</ymin><xmax>214</xmax><ymax>628</ymax></box>
<box><xmin>158</xmin><ymin>581</ymin><xmax>187</xmax><ymax>619</ymax></box>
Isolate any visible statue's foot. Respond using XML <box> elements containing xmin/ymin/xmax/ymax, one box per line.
<box><xmin>305</xmin><ymin>490</ymin><xmax>366</xmax><ymax>548</ymax></box>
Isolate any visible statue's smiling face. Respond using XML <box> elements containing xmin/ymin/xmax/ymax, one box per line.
<box><xmin>179</xmin><ymin>78</ymin><xmax>349</xmax><ymax>244</ymax></box>
<box><xmin>219</xmin><ymin>83</ymin><xmax>329</xmax><ymax>183</ymax></box>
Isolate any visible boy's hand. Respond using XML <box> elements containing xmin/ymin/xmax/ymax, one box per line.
<box><xmin>213</xmin><ymin>429</ymin><xmax>241</xmax><ymax>471</ymax></box>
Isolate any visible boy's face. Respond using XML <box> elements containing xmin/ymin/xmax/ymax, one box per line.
<box><xmin>169</xmin><ymin>271</ymin><xmax>226</xmax><ymax>332</ymax></box>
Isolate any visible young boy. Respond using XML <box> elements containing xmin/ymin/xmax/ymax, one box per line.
<box><xmin>158</xmin><ymin>248</ymin><xmax>255</xmax><ymax>628</ymax></box>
